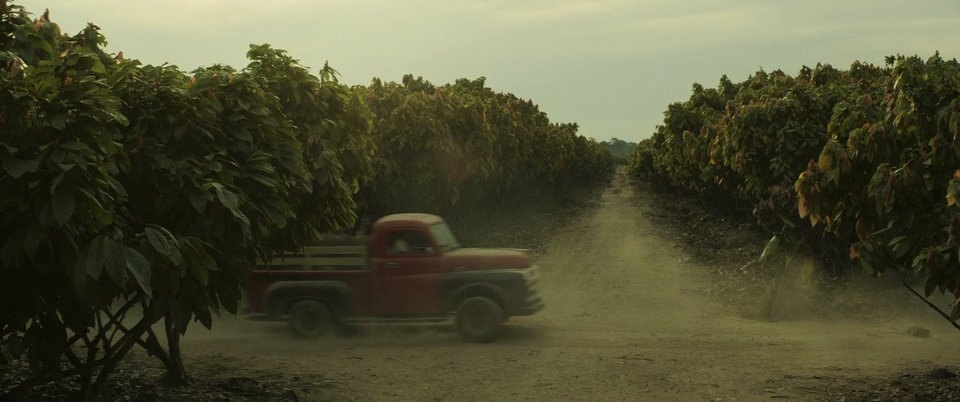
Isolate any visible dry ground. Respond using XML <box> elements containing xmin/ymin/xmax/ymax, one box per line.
<box><xmin>165</xmin><ymin>169</ymin><xmax>960</xmax><ymax>401</ymax></box>
<box><xmin>6</xmin><ymin>169</ymin><xmax>959</xmax><ymax>401</ymax></box>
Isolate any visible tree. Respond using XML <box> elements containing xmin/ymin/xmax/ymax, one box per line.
<box><xmin>0</xmin><ymin>2</ymin><xmax>375</xmax><ymax>396</ymax></box>
<box><xmin>629</xmin><ymin>53</ymin><xmax>960</xmax><ymax>330</ymax></box>
<box><xmin>358</xmin><ymin>75</ymin><xmax>614</xmax><ymax>217</ymax></box>
<box><xmin>600</xmin><ymin>137</ymin><xmax>637</xmax><ymax>163</ymax></box>
<box><xmin>796</xmin><ymin>54</ymin><xmax>960</xmax><ymax>328</ymax></box>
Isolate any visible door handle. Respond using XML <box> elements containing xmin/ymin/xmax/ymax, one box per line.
<box><xmin>384</xmin><ymin>262</ymin><xmax>399</xmax><ymax>269</ymax></box>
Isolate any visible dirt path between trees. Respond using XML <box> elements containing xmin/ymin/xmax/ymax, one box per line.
<box><xmin>178</xmin><ymin>170</ymin><xmax>960</xmax><ymax>401</ymax></box>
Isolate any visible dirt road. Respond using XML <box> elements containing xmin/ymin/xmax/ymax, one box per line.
<box><xmin>181</xmin><ymin>170</ymin><xmax>960</xmax><ymax>401</ymax></box>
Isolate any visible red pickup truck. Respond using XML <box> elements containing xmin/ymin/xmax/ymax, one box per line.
<box><xmin>246</xmin><ymin>213</ymin><xmax>543</xmax><ymax>342</ymax></box>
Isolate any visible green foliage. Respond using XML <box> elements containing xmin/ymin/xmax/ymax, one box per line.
<box><xmin>796</xmin><ymin>54</ymin><xmax>960</xmax><ymax>299</ymax></box>
<box><xmin>1</xmin><ymin>7</ymin><xmax>130</xmax><ymax>379</ymax></box>
<box><xmin>0</xmin><ymin>2</ymin><xmax>374</xmax><ymax>395</ymax></box>
<box><xmin>602</xmin><ymin>137</ymin><xmax>637</xmax><ymax>158</ymax></box>
<box><xmin>358</xmin><ymin>75</ymin><xmax>614</xmax><ymax>215</ymax></box>
<box><xmin>601</xmin><ymin>137</ymin><xmax>637</xmax><ymax>165</ymax></box>
<box><xmin>244</xmin><ymin>45</ymin><xmax>376</xmax><ymax>244</ymax></box>
<box><xmin>630</xmin><ymin>53</ymin><xmax>960</xmax><ymax>324</ymax></box>
<box><xmin>627</xmin><ymin>138</ymin><xmax>661</xmax><ymax>184</ymax></box>
<box><xmin>0</xmin><ymin>1</ymin><xmax>614</xmax><ymax>394</ymax></box>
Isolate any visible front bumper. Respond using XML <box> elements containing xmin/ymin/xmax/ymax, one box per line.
<box><xmin>512</xmin><ymin>265</ymin><xmax>543</xmax><ymax>316</ymax></box>
<box><xmin>516</xmin><ymin>296</ymin><xmax>544</xmax><ymax>316</ymax></box>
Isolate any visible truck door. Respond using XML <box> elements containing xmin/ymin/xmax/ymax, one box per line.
<box><xmin>372</xmin><ymin>228</ymin><xmax>444</xmax><ymax>315</ymax></box>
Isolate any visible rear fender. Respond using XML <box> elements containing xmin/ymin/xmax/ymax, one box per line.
<box><xmin>264</xmin><ymin>281</ymin><xmax>353</xmax><ymax>319</ymax></box>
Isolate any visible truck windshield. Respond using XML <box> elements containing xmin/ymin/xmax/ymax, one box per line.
<box><xmin>430</xmin><ymin>223</ymin><xmax>460</xmax><ymax>252</ymax></box>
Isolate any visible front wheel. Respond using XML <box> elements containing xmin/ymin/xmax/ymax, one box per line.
<box><xmin>455</xmin><ymin>297</ymin><xmax>504</xmax><ymax>343</ymax></box>
<box><xmin>289</xmin><ymin>300</ymin><xmax>332</xmax><ymax>338</ymax></box>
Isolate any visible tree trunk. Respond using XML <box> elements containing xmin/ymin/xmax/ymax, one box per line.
<box><xmin>161</xmin><ymin>314</ymin><xmax>189</xmax><ymax>385</ymax></box>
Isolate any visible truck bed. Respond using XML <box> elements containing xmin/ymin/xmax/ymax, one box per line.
<box><xmin>247</xmin><ymin>243</ymin><xmax>373</xmax><ymax>316</ymax></box>
<box><xmin>256</xmin><ymin>244</ymin><xmax>368</xmax><ymax>271</ymax></box>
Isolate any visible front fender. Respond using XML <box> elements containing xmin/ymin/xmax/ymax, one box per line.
<box><xmin>443</xmin><ymin>280</ymin><xmax>511</xmax><ymax>313</ymax></box>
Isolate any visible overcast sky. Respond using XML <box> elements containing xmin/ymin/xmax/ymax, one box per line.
<box><xmin>17</xmin><ymin>0</ymin><xmax>960</xmax><ymax>142</ymax></box>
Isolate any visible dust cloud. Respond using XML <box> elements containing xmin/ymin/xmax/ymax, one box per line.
<box><xmin>172</xmin><ymin>170</ymin><xmax>960</xmax><ymax>401</ymax></box>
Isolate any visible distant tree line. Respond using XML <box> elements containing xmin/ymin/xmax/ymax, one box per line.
<box><xmin>600</xmin><ymin>137</ymin><xmax>637</xmax><ymax>165</ymax></box>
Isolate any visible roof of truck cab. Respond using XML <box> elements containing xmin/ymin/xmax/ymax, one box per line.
<box><xmin>375</xmin><ymin>213</ymin><xmax>444</xmax><ymax>225</ymax></box>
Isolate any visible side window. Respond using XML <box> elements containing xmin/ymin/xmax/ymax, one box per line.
<box><xmin>387</xmin><ymin>230</ymin><xmax>433</xmax><ymax>256</ymax></box>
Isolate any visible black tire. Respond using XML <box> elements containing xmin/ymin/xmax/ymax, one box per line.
<box><xmin>455</xmin><ymin>297</ymin><xmax>504</xmax><ymax>343</ymax></box>
<box><xmin>289</xmin><ymin>300</ymin><xmax>332</xmax><ymax>338</ymax></box>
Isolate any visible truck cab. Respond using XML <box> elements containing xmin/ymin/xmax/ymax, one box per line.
<box><xmin>246</xmin><ymin>213</ymin><xmax>543</xmax><ymax>342</ymax></box>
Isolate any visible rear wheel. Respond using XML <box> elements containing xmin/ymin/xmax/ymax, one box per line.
<box><xmin>455</xmin><ymin>297</ymin><xmax>504</xmax><ymax>343</ymax></box>
<box><xmin>289</xmin><ymin>300</ymin><xmax>332</xmax><ymax>338</ymax></box>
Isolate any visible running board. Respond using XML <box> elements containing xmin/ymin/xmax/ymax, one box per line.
<box><xmin>343</xmin><ymin>317</ymin><xmax>451</xmax><ymax>325</ymax></box>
